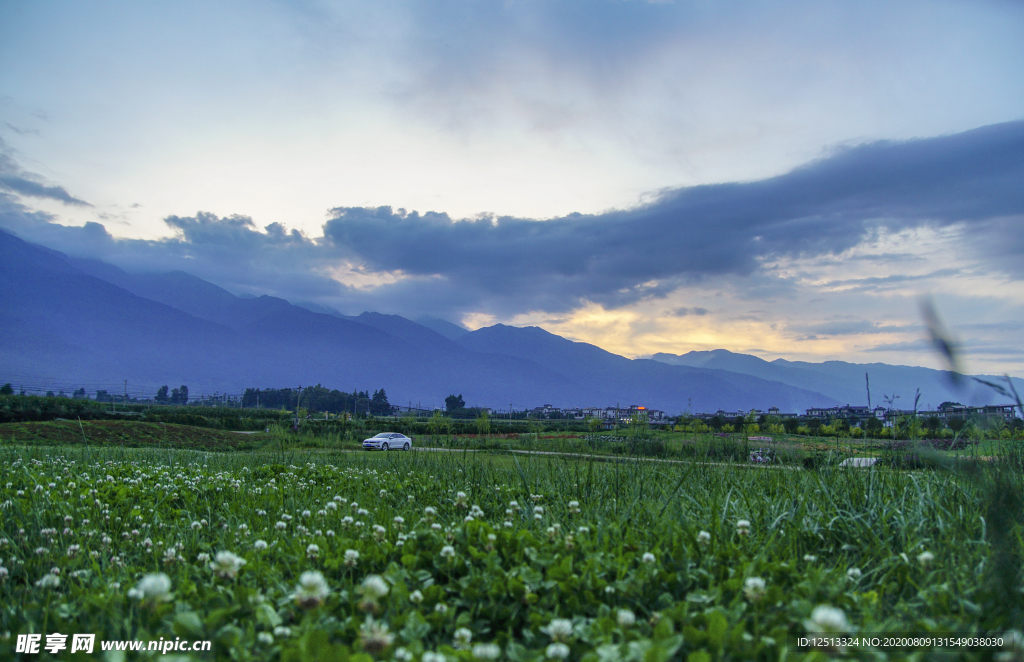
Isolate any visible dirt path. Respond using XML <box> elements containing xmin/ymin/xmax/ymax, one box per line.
<box><xmin>415</xmin><ymin>446</ymin><xmax>802</xmax><ymax>470</ymax></box>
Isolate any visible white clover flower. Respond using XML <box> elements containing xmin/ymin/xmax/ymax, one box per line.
<box><xmin>431</xmin><ymin>523</ymin><xmax>442</xmax><ymax>531</ymax></box>
<box><xmin>997</xmin><ymin>630</ymin><xmax>1024</xmax><ymax>662</ymax></box>
<box><xmin>409</xmin><ymin>589</ymin><xmax>424</xmax><ymax>604</ymax></box>
<box><xmin>617</xmin><ymin>609</ymin><xmax>636</xmax><ymax>627</ymax></box>
<box><xmin>254</xmin><ymin>539</ymin><xmax>268</xmax><ymax>551</ymax></box>
<box><xmin>743</xmin><ymin>576</ymin><xmax>766</xmax><ymax>601</ymax></box>
<box><xmin>210</xmin><ymin>551</ymin><xmax>247</xmax><ymax>579</ymax></box>
<box><xmin>302</xmin><ymin>510</ymin><xmax>312</xmax><ymax>518</ymax></box>
<box><xmin>804</xmin><ymin>605</ymin><xmax>850</xmax><ymax>635</ymax></box>
<box><xmin>567</xmin><ymin>500</ymin><xmax>580</xmax><ymax>514</ymax></box>
<box><xmin>276</xmin><ymin>521</ymin><xmax>287</xmax><ymax>530</ymax></box>
<box><xmin>697</xmin><ymin>530</ymin><xmax>711</xmax><ymax>545</ymax></box>
<box><xmin>395</xmin><ymin>647</ymin><xmax>413</xmax><ymax>662</ymax></box>
<box><xmin>736</xmin><ymin>520</ymin><xmax>751</xmax><ymax>536</ymax></box>
<box><xmin>345</xmin><ymin>549</ymin><xmax>360</xmax><ymax>567</ymax></box>
<box><xmin>35</xmin><ymin>574</ymin><xmax>60</xmax><ymax>588</ymax></box>
<box><xmin>440</xmin><ymin>545</ymin><xmax>455</xmax><ymax>559</ymax></box>
<box><xmin>509</xmin><ymin>500</ymin><xmax>520</xmax><ymax>511</ymax></box>
<box><xmin>273</xmin><ymin>626</ymin><xmax>292</xmax><ymax>637</ymax></box>
<box><xmin>454</xmin><ymin>627</ymin><xmax>473</xmax><ymax>649</ymax></box>
<box><xmin>132</xmin><ymin>573</ymin><xmax>172</xmax><ymax>602</ymax></box>
<box><xmin>578</xmin><ymin>526</ymin><xmax>590</xmax><ymax>534</ymax></box>
<box><xmin>534</xmin><ymin>506</ymin><xmax>545</xmax><ymax>516</ymax></box>
<box><xmin>546</xmin><ymin>643</ymin><xmax>570</xmax><ymax>659</ymax></box>
<box><xmin>543</xmin><ymin>618</ymin><xmax>574</xmax><ymax>641</ymax></box>
<box><xmin>306</xmin><ymin>544</ymin><xmax>320</xmax><ymax>559</ymax></box>
<box><xmin>257</xmin><ymin>632</ymin><xmax>274</xmax><ymax>645</ymax></box>
<box><xmin>472</xmin><ymin>643</ymin><xmax>501</xmax><ymax>660</ymax></box>
<box><xmin>641</xmin><ymin>552</ymin><xmax>656</xmax><ymax>564</ymax></box>
<box><xmin>803</xmin><ymin>554</ymin><xmax>817</xmax><ymax>562</ymax></box>
<box><xmin>361</xmin><ymin>574</ymin><xmax>390</xmax><ymax>600</ymax></box>
<box><xmin>294</xmin><ymin>570</ymin><xmax>330</xmax><ymax>609</ymax></box>
<box><xmin>196</xmin><ymin>552</ymin><xmax>211</xmax><ymax>563</ymax></box>
<box><xmin>604</xmin><ymin>586</ymin><xmax>616</xmax><ymax>594</ymax></box>
<box><xmin>190</xmin><ymin>521</ymin><xmax>201</xmax><ymax>530</ymax></box>
<box><xmin>393</xmin><ymin>516</ymin><xmax>405</xmax><ymax>529</ymax></box>
<box><xmin>359</xmin><ymin>616</ymin><xmax>395</xmax><ymax>655</ymax></box>
<box><xmin>435</xmin><ymin>602</ymin><xmax>448</xmax><ymax>614</ymax></box>
<box><xmin>455</xmin><ymin>492</ymin><xmax>468</xmax><ymax>507</ymax></box>
<box><xmin>846</xmin><ymin>567</ymin><xmax>862</xmax><ymax>581</ymax></box>
<box><xmin>917</xmin><ymin>551</ymin><xmax>935</xmax><ymax>566</ymax></box>
<box><xmin>423</xmin><ymin>653</ymin><xmax>447</xmax><ymax>662</ymax></box>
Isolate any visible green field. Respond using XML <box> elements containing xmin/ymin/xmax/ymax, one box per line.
<box><xmin>1</xmin><ymin>442</ymin><xmax>1022</xmax><ymax>661</ymax></box>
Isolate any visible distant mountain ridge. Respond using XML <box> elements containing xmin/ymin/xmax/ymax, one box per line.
<box><xmin>2</xmin><ymin>227</ymin><xmax>1014</xmax><ymax>413</ymax></box>
<box><xmin>651</xmin><ymin>349</ymin><xmax>1022</xmax><ymax>411</ymax></box>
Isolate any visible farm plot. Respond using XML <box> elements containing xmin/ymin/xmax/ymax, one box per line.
<box><xmin>0</xmin><ymin>445</ymin><xmax>1020</xmax><ymax>661</ymax></box>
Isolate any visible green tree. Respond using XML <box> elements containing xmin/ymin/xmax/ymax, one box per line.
<box><xmin>445</xmin><ymin>394</ymin><xmax>466</xmax><ymax>414</ymax></box>
<box><xmin>587</xmin><ymin>416</ymin><xmax>602</xmax><ymax>433</ymax></box>
<box><xmin>475</xmin><ymin>409</ymin><xmax>491</xmax><ymax>435</ymax></box>
<box><xmin>370</xmin><ymin>389</ymin><xmax>391</xmax><ymax>416</ymax></box>
<box><xmin>428</xmin><ymin>410</ymin><xmax>449</xmax><ymax>439</ymax></box>
<box><xmin>0</xmin><ymin>383</ymin><xmax>13</xmax><ymax>395</ymax></box>
<box><xmin>628</xmin><ymin>412</ymin><xmax>649</xmax><ymax>440</ymax></box>
<box><xmin>155</xmin><ymin>385</ymin><xmax>169</xmax><ymax>403</ymax></box>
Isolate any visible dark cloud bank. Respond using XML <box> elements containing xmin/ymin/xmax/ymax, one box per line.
<box><xmin>1</xmin><ymin>121</ymin><xmax>1022</xmax><ymax>318</ymax></box>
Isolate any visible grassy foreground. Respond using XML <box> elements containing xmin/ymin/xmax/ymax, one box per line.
<box><xmin>1</xmin><ymin>444</ymin><xmax>1022</xmax><ymax>661</ymax></box>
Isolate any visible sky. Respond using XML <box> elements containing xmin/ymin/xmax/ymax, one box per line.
<box><xmin>1</xmin><ymin>0</ymin><xmax>1023</xmax><ymax>376</ymax></box>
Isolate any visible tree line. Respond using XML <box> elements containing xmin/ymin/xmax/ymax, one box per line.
<box><xmin>241</xmin><ymin>385</ymin><xmax>393</xmax><ymax>416</ymax></box>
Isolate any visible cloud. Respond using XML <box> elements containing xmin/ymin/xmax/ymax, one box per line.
<box><xmin>866</xmin><ymin>339</ymin><xmax>934</xmax><ymax>353</ymax></box>
<box><xmin>321</xmin><ymin>121</ymin><xmax>1024</xmax><ymax>314</ymax></box>
<box><xmin>0</xmin><ymin>140</ymin><xmax>91</xmax><ymax>207</ymax></box>
<box><xmin>796</xmin><ymin>320</ymin><xmax>912</xmax><ymax>336</ymax></box>
<box><xmin>670</xmin><ymin>307</ymin><xmax>709</xmax><ymax>317</ymax></box>
<box><xmin>2</xmin><ymin>121</ymin><xmax>1023</xmax><ymax>321</ymax></box>
<box><xmin>819</xmin><ymin>269</ymin><xmax>963</xmax><ymax>292</ymax></box>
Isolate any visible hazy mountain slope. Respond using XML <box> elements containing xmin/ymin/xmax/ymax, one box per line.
<box><xmin>0</xmin><ymin>230</ymin><xmax>611</xmax><ymax>407</ymax></box>
<box><xmin>415</xmin><ymin>316</ymin><xmax>469</xmax><ymax>340</ymax></box>
<box><xmin>1</xmin><ymin>231</ymin><xmax>246</xmax><ymax>388</ymax></box>
<box><xmin>457</xmin><ymin>325</ymin><xmax>837</xmax><ymax>412</ymax></box>
<box><xmin>652</xmin><ymin>349</ymin><xmax>1022</xmax><ymax>408</ymax></box>
<box><xmin>351</xmin><ymin>312</ymin><xmax>461</xmax><ymax>352</ymax></box>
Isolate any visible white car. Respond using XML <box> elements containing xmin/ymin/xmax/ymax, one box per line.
<box><xmin>362</xmin><ymin>432</ymin><xmax>413</xmax><ymax>451</ymax></box>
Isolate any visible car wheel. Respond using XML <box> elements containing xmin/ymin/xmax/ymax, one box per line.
<box><xmin>403</xmin><ymin>442</ymin><xmax>410</xmax><ymax>451</ymax></box>
<box><xmin>381</xmin><ymin>442</ymin><xmax>389</xmax><ymax>451</ymax></box>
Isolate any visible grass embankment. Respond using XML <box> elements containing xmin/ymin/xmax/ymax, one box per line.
<box><xmin>0</xmin><ymin>420</ymin><xmax>258</xmax><ymax>451</ymax></box>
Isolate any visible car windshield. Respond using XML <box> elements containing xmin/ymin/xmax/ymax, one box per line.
<box><xmin>373</xmin><ymin>433</ymin><xmax>391</xmax><ymax>438</ymax></box>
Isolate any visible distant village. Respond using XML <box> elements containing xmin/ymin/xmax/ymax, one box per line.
<box><xmin>515</xmin><ymin>402</ymin><xmax>1020</xmax><ymax>429</ymax></box>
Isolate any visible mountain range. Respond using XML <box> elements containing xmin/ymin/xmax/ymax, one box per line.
<box><xmin>1</xmin><ymin>228</ymin><xmax>1019</xmax><ymax>414</ymax></box>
